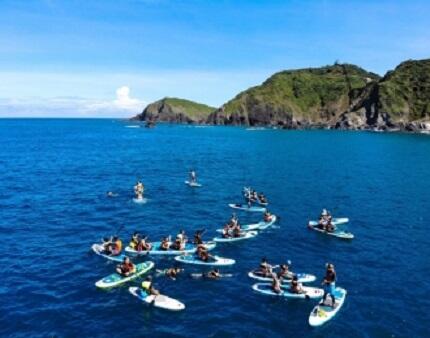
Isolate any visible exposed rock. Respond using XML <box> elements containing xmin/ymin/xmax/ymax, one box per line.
<box><xmin>132</xmin><ymin>97</ymin><xmax>215</xmax><ymax>124</ymax></box>
<box><xmin>131</xmin><ymin>59</ymin><xmax>430</xmax><ymax>133</ymax></box>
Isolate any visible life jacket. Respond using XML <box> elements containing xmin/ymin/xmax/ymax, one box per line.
<box><xmin>115</xmin><ymin>240</ymin><xmax>122</xmax><ymax>252</ymax></box>
<box><xmin>122</xmin><ymin>262</ymin><xmax>134</xmax><ymax>273</ymax></box>
<box><xmin>141</xmin><ymin>281</ymin><xmax>151</xmax><ymax>291</ymax></box>
<box><xmin>129</xmin><ymin>238</ymin><xmax>138</xmax><ymax>249</ymax></box>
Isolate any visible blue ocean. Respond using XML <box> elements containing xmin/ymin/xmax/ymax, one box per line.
<box><xmin>1</xmin><ymin>119</ymin><xmax>429</xmax><ymax>338</ymax></box>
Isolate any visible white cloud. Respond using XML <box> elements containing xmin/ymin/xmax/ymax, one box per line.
<box><xmin>0</xmin><ymin>69</ymin><xmax>275</xmax><ymax>117</ymax></box>
<box><xmin>0</xmin><ymin>86</ymin><xmax>146</xmax><ymax>118</ymax></box>
<box><xmin>114</xmin><ymin>86</ymin><xmax>141</xmax><ymax>111</ymax></box>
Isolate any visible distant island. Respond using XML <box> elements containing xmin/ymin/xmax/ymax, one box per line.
<box><xmin>132</xmin><ymin>58</ymin><xmax>430</xmax><ymax>132</ymax></box>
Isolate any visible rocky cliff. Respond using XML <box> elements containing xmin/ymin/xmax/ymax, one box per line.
<box><xmin>132</xmin><ymin>59</ymin><xmax>430</xmax><ymax>132</ymax></box>
<box><xmin>132</xmin><ymin>97</ymin><xmax>215</xmax><ymax>124</ymax></box>
<box><xmin>207</xmin><ymin>64</ymin><xmax>380</xmax><ymax>128</ymax></box>
<box><xmin>338</xmin><ymin>59</ymin><xmax>430</xmax><ymax>131</ymax></box>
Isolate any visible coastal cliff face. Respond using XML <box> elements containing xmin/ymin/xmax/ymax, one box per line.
<box><xmin>132</xmin><ymin>97</ymin><xmax>215</xmax><ymax>124</ymax></box>
<box><xmin>207</xmin><ymin>64</ymin><xmax>380</xmax><ymax>128</ymax></box>
<box><xmin>338</xmin><ymin>59</ymin><xmax>430</xmax><ymax>131</ymax></box>
<box><xmin>132</xmin><ymin>59</ymin><xmax>430</xmax><ymax>132</ymax></box>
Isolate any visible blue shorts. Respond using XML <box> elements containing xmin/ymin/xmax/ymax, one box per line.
<box><xmin>324</xmin><ymin>282</ymin><xmax>336</xmax><ymax>294</ymax></box>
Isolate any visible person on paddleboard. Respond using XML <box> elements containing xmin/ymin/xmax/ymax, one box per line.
<box><xmin>232</xmin><ymin>223</ymin><xmax>242</xmax><ymax>238</ymax></box>
<box><xmin>222</xmin><ymin>224</ymin><xmax>232</xmax><ymax>238</ymax></box>
<box><xmin>230</xmin><ymin>213</ymin><xmax>238</xmax><ymax>226</ymax></box>
<box><xmin>103</xmin><ymin>236</ymin><xmax>122</xmax><ymax>256</ymax></box>
<box><xmin>197</xmin><ymin>247</ymin><xmax>213</xmax><ymax>262</ymax></box>
<box><xmin>278</xmin><ymin>264</ymin><xmax>294</xmax><ymax>280</ymax></box>
<box><xmin>137</xmin><ymin>236</ymin><xmax>152</xmax><ymax>251</ymax></box>
<box><xmin>193</xmin><ymin>230</ymin><xmax>204</xmax><ymax>245</ymax></box>
<box><xmin>322</xmin><ymin>263</ymin><xmax>337</xmax><ymax>307</ymax></box>
<box><xmin>189</xmin><ymin>170</ymin><xmax>197</xmax><ymax>183</ymax></box>
<box><xmin>259</xmin><ymin>258</ymin><xmax>273</xmax><ymax>277</ymax></box>
<box><xmin>129</xmin><ymin>232</ymin><xmax>140</xmax><ymax>250</ymax></box>
<box><xmin>290</xmin><ymin>275</ymin><xmax>304</xmax><ymax>294</ymax></box>
<box><xmin>325</xmin><ymin>219</ymin><xmax>336</xmax><ymax>233</ymax></box>
<box><xmin>263</xmin><ymin>210</ymin><xmax>273</xmax><ymax>222</ymax></box>
<box><xmin>116</xmin><ymin>257</ymin><xmax>135</xmax><ymax>276</ymax></box>
<box><xmin>160</xmin><ymin>237</ymin><xmax>170</xmax><ymax>251</ymax></box>
<box><xmin>171</xmin><ymin>237</ymin><xmax>185</xmax><ymax>251</ymax></box>
<box><xmin>258</xmin><ymin>193</ymin><xmax>267</xmax><ymax>204</ymax></box>
<box><xmin>271</xmin><ymin>273</ymin><xmax>282</xmax><ymax>294</ymax></box>
<box><xmin>142</xmin><ymin>276</ymin><xmax>160</xmax><ymax>295</ymax></box>
<box><xmin>134</xmin><ymin>181</ymin><xmax>144</xmax><ymax>198</ymax></box>
<box><xmin>176</xmin><ymin>230</ymin><xmax>187</xmax><ymax>244</ymax></box>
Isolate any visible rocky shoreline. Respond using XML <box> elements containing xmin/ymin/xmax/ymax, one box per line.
<box><xmin>132</xmin><ymin>59</ymin><xmax>430</xmax><ymax>133</ymax></box>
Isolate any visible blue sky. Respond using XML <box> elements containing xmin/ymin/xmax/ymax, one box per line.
<box><xmin>0</xmin><ymin>0</ymin><xmax>429</xmax><ymax>117</ymax></box>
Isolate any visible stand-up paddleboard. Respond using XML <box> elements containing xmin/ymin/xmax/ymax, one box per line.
<box><xmin>185</xmin><ymin>180</ymin><xmax>202</xmax><ymax>187</ymax></box>
<box><xmin>308</xmin><ymin>218</ymin><xmax>349</xmax><ymax>226</ymax></box>
<box><xmin>91</xmin><ymin>244</ymin><xmax>128</xmax><ymax>263</ymax></box>
<box><xmin>228</xmin><ymin>203</ymin><xmax>266</xmax><ymax>212</ymax></box>
<box><xmin>217</xmin><ymin>215</ymin><xmax>277</xmax><ymax>233</ymax></box>
<box><xmin>95</xmin><ymin>261</ymin><xmax>154</xmax><ymax>289</ymax></box>
<box><xmin>125</xmin><ymin>241</ymin><xmax>216</xmax><ymax>256</ymax></box>
<box><xmin>248</xmin><ymin>270</ymin><xmax>316</xmax><ymax>283</ymax></box>
<box><xmin>213</xmin><ymin>231</ymin><xmax>258</xmax><ymax>243</ymax></box>
<box><xmin>174</xmin><ymin>255</ymin><xmax>235</xmax><ymax>266</ymax></box>
<box><xmin>190</xmin><ymin>272</ymin><xmax>233</xmax><ymax>279</ymax></box>
<box><xmin>252</xmin><ymin>283</ymin><xmax>324</xmax><ymax>299</ymax></box>
<box><xmin>309</xmin><ymin>287</ymin><xmax>347</xmax><ymax>327</ymax></box>
<box><xmin>129</xmin><ymin>287</ymin><xmax>185</xmax><ymax>311</ymax></box>
<box><xmin>132</xmin><ymin>197</ymin><xmax>148</xmax><ymax>204</ymax></box>
<box><xmin>308</xmin><ymin>224</ymin><xmax>354</xmax><ymax>239</ymax></box>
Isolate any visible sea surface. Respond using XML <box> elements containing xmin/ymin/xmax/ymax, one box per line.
<box><xmin>1</xmin><ymin>119</ymin><xmax>429</xmax><ymax>338</ymax></box>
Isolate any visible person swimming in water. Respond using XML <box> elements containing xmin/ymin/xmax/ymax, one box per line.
<box><xmin>205</xmin><ymin>268</ymin><xmax>221</xmax><ymax>279</ymax></box>
<box><xmin>322</xmin><ymin>263</ymin><xmax>337</xmax><ymax>307</ymax></box>
<box><xmin>163</xmin><ymin>267</ymin><xmax>183</xmax><ymax>280</ymax></box>
<box><xmin>116</xmin><ymin>257</ymin><xmax>135</xmax><ymax>277</ymax></box>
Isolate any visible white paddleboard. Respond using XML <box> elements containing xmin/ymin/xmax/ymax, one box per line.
<box><xmin>213</xmin><ymin>231</ymin><xmax>258</xmax><ymax>243</ymax></box>
<box><xmin>309</xmin><ymin>287</ymin><xmax>347</xmax><ymax>326</ymax></box>
<box><xmin>252</xmin><ymin>283</ymin><xmax>324</xmax><ymax>299</ymax></box>
<box><xmin>129</xmin><ymin>287</ymin><xmax>185</xmax><ymax>311</ymax></box>
<box><xmin>185</xmin><ymin>180</ymin><xmax>202</xmax><ymax>187</ymax></box>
